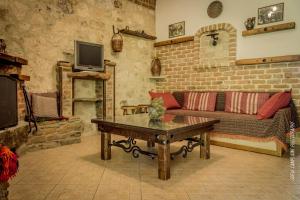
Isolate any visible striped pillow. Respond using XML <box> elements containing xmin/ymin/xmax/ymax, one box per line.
<box><xmin>225</xmin><ymin>92</ymin><xmax>270</xmax><ymax>115</ymax></box>
<box><xmin>183</xmin><ymin>92</ymin><xmax>217</xmax><ymax>111</ymax></box>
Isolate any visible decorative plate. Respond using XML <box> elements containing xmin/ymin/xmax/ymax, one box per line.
<box><xmin>207</xmin><ymin>1</ymin><xmax>223</xmax><ymax>18</ymax></box>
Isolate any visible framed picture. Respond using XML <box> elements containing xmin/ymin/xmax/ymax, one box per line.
<box><xmin>169</xmin><ymin>21</ymin><xmax>185</xmax><ymax>38</ymax></box>
<box><xmin>258</xmin><ymin>3</ymin><xmax>284</xmax><ymax>25</ymax></box>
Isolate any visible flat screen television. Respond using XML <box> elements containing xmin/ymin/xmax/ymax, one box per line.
<box><xmin>74</xmin><ymin>40</ymin><xmax>104</xmax><ymax>72</ymax></box>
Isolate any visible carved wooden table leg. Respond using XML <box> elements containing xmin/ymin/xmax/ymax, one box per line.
<box><xmin>200</xmin><ymin>132</ymin><xmax>210</xmax><ymax>159</ymax></box>
<box><xmin>157</xmin><ymin>138</ymin><xmax>170</xmax><ymax>180</ymax></box>
<box><xmin>101</xmin><ymin>132</ymin><xmax>111</xmax><ymax>160</ymax></box>
<box><xmin>147</xmin><ymin>140</ymin><xmax>155</xmax><ymax>148</ymax></box>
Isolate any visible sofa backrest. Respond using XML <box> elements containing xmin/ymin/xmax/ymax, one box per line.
<box><xmin>172</xmin><ymin>91</ymin><xmax>278</xmax><ymax>111</ymax></box>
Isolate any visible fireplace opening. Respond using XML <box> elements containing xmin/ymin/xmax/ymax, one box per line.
<box><xmin>0</xmin><ymin>75</ymin><xmax>18</xmax><ymax>129</ymax></box>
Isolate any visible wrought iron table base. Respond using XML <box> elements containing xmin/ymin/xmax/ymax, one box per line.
<box><xmin>110</xmin><ymin>137</ymin><xmax>203</xmax><ymax>160</ymax></box>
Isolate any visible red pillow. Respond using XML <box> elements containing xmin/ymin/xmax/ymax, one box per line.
<box><xmin>257</xmin><ymin>92</ymin><xmax>291</xmax><ymax>119</ymax></box>
<box><xmin>149</xmin><ymin>92</ymin><xmax>181</xmax><ymax>109</ymax></box>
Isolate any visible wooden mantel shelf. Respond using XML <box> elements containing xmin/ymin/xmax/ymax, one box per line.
<box><xmin>0</xmin><ymin>53</ymin><xmax>28</xmax><ymax>66</ymax></box>
<box><xmin>236</xmin><ymin>54</ymin><xmax>300</xmax><ymax>65</ymax></box>
<box><xmin>242</xmin><ymin>22</ymin><xmax>295</xmax><ymax>36</ymax></box>
<box><xmin>154</xmin><ymin>36</ymin><xmax>194</xmax><ymax>47</ymax></box>
<box><xmin>67</xmin><ymin>71</ymin><xmax>111</xmax><ymax>80</ymax></box>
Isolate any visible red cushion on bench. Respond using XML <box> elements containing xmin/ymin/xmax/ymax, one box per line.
<box><xmin>149</xmin><ymin>92</ymin><xmax>181</xmax><ymax>109</ymax></box>
<box><xmin>257</xmin><ymin>92</ymin><xmax>291</xmax><ymax>119</ymax></box>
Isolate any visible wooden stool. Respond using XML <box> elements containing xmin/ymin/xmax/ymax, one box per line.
<box><xmin>121</xmin><ymin>106</ymin><xmax>137</xmax><ymax>115</ymax></box>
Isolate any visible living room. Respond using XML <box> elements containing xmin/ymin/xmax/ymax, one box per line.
<box><xmin>0</xmin><ymin>0</ymin><xmax>299</xmax><ymax>199</ymax></box>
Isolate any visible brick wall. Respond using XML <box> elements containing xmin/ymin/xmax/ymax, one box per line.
<box><xmin>154</xmin><ymin>23</ymin><xmax>300</xmax><ymax>117</ymax></box>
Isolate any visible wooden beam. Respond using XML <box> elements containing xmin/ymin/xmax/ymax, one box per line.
<box><xmin>67</xmin><ymin>71</ymin><xmax>111</xmax><ymax>80</ymax></box>
<box><xmin>154</xmin><ymin>36</ymin><xmax>194</xmax><ymax>47</ymax></box>
<box><xmin>242</xmin><ymin>22</ymin><xmax>296</xmax><ymax>36</ymax></box>
<box><xmin>236</xmin><ymin>54</ymin><xmax>300</xmax><ymax>65</ymax></box>
<box><xmin>119</xmin><ymin>28</ymin><xmax>157</xmax><ymax>40</ymax></box>
<box><xmin>9</xmin><ymin>74</ymin><xmax>30</xmax><ymax>81</ymax></box>
<box><xmin>104</xmin><ymin>60</ymin><xmax>116</xmax><ymax>67</ymax></box>
<box><xmin>0</xmin><ymin>53</ymin><xmax>28</xmax><ymax>65</ymax></box>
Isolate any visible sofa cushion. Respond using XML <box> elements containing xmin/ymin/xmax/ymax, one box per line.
<box><xmin>225</xmin><ymin>92</ymin><xmax>269</xmax><ymax>115</ymax></box>
<box><xmin>257</xmin><ymin>92</ymin><xmax>291</xmax><ymax>119</ymax></box>
<box><xmin>166</xmin><ymin>109</ymin><xmax>273</xmax><ymax>137</ymax></box>
<box><xmin>149</xmin><ymin>92</ymin><xmax>181</xmax><ymax>109</ymax></box>
<box><xmin>183</xmin><ymin>92</ymin><xmax>217</xmax><ymax>111</ymax></box>
<box><xmin>31</xmin><ymin>93</ymin><xmax>59</xmax><ymax>118</ymax></box>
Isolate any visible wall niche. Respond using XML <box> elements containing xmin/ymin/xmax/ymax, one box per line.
<box><xmin>194</xmin><ymin>23</ymin><xmax>237</xmax><ymax>68</ymax></box>
<box><xmin>199</xmin><ymin>30</ymin><xmax>230</xmax><ymax>67</ymax></box>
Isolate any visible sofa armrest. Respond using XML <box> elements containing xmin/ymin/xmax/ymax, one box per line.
<box><xmin>267</xmin><ymin>107</ymin><xmax>291</xmax><ymax>143</ymax></box>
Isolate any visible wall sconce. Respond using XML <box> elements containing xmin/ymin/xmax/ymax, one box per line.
<box><xmin>206</xmin><ymin>31</ymin><xmax>219</xmax><ymax>46</ymax></box>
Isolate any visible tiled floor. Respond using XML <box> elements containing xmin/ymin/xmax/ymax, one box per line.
<box><xmin>9</xmin><ymin>135</ymin><xmax>300</xmax><ymax>200</ymax></box>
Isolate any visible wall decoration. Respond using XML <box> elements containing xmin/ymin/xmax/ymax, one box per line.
<box><xmin>151</xmin><ymin>57</ymin><xmax>161</xmax><ymax>76</ymax></box>
<box><xmin>119</xmin><ymin>26</ymin><xmax>157</xmax><ymax>40</ymax></box>
<box><xmin>244</xmin><ymin>17</ymin><xmax>256</xmax><ymax>30</ymax></box>
<box><xmin>206</xmin><ymin>31</ymin><xmax>219</xmax><ymax>46</ymax></box>
<box><xmin>111</xmin><ymin>25</ymin><xmax>123</xmax><ymax>52</ymax></box>
<box><xmin>207</xmin><ymin>1</ymin><xmax>223</xmax><ymax>18</ymax></box>
<box><xmin>258</xmin><ymin>3</ymin><xmax>284</xmax><ymax>25</ymax></box>
<box><xmin>169</xmin><ymin>21</ymin><xmax>185</xmax><ymax>38</ymax></box>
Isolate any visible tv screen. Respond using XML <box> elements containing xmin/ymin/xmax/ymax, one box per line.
<box><xmin>74</xmin><ymin>41</ymin><xmax>104</xmax><ymax>72</ymax></box>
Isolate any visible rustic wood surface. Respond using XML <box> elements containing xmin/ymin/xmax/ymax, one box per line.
<box><xmin>236</xmin><ymin>54</ymin><xmax>300</xmax><ymax>65</ymax></box>
<box><xmin>158</xmin><ymin>141</ymin><xmax>170</xmax><ymax>180</ymax></box>
<box><xmin>67</xmin><ymin>71</ymin><xmax>111</xmax><ymax>80</ymax></box>
<box><xmin>242</xmin><ymin>22</ymin><xmax>296</xmax><ymax>36</ymax></box>
<box><xmin>0</xmin><ymin>53</ymin><xmax>28</xmax><ymax>65</ymax></box>
<box><xmin>200</xmin><ymin>132</ymin><xmax>210</xmax><ymax>159</ymax></box>
<box><xmin>101</xmin><ymin>132</ymin><xmax>111</xmax><ymax>160</ymax></box>
<box><xmin>9</xmin><ymin>74</ymin><xmax>30</xmax><ymax>81</ymax></box>
<box><xmin>119</xmin><ymin>28</ymin><xmax>157</xmax><ymax>40</ymax></box>
<box><xmin>154</xmin><ymin>36</ymin><xmax>194</xmax><ymax>47</ymax></box>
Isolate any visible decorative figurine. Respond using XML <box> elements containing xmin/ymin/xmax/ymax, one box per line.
<box><xmin>244</xmin><ymin>17</ymin><xmax>256</xmax><ymax>30</ymax></box>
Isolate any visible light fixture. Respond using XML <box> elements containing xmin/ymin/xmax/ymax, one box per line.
<box><xmin>206</xmin><ymin>31</ymin><xmax>219</xmax><ymax>46</ymax></box>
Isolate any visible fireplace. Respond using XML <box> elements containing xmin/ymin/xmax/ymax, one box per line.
<box><xmin>0</xmin><ymin>75</ymin><xmax>18</xmax><ymax>129</ymax></box>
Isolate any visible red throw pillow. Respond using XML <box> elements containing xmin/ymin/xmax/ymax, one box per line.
<box><xmin>257</xmin><ymin>92</ymin><xmax>291</xmax><ymax>119</ymax></box>
<box><xmin>149</xmin><ymin>92</ymin><xmax>181</xmax><ymax>109</ymax></box>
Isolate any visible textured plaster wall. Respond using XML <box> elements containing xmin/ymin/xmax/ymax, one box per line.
<box><xmin>0</xmin><ymin>0</ymin><xmax>155</xmax><ymax>131</ymax></box>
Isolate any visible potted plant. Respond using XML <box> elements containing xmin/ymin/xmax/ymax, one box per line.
<box><xmin>0</xmin><ymin>145</ymin><xmax>18</xmax><ymax>200</ymax></box>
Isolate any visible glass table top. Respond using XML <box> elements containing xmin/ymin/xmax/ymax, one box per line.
<box><xmin>92</xmin><ymin>114</ymin><xmax>218</xmax><ymax>132</ymax></box>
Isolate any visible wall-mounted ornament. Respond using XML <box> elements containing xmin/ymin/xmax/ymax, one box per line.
<box><xmin>111</xmin><ymin>25</ymin><xmax>123</xmax><ymax>52</ymax></box>
<box><xmin>151</xmin><ymin>57</ymin><xmax>161</xmax><ymax>76</ymax></box>
<box><xmin>169</xmin><ymin>21</ymin><xmax>185</xmax><ymax>38</ymax></box>
<box><xmin>114</xmin><ymin>0</ymin><xmax>122</xmax><ymax>8</ymax></box>
<box><xmin>258</xmin><ymin>3</ymin><xmax>284</xmax><ymax>25</ymax></box>
<box><xmin>244</xmin><ymin>17</ymin><xmax>256</xmax><ymax>30</ymax></box>
<box><xmin>0</xmin><ymin>39</ymin><xmax>6</xmax><ymax>53</ymax></box>
<box><xmin>207</xmin><ymin>1</ymin><xmax>223</xmax><ymax>18</ymax></box>
<box><xmin>119</xmin><ymin>26</ymin><xmax>157</xmax><ymax>40</ymax></box>
<box><xmin>206</xmin><ymin>31</ymin><xmax>219</xmax><ymax>46</ymax></box>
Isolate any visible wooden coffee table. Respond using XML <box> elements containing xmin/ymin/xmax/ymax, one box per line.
<box><xmin>91</xmin><ymin>114</ymin><xmax>219</xmax><ymax>180</ymax></box>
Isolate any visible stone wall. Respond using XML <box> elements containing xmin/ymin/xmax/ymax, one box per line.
<box><xmin>154</xmin><ymin>23</ymin><xmax>300</xmax><ymax>117</ymax></box>
<box><xmin>26</xmin><ymin>117</ymin><xmax>83</xmax><ymax>151</ymax></box>
<box><xmin>0</xmin><ymin>0</ymin><xmax>155</xmax><ymax>127</ymax></box>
